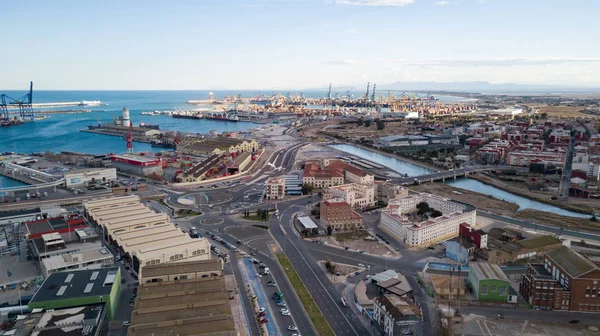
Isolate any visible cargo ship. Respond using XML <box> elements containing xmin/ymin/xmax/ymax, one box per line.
<box><xmin>150</xmin><ymin>140</ymin><xmax>176</xmax><ymax>149</ymax></box>
<box><xmin>203</xmin><ymin>111</ymin><xmax>239</xmax><ymax>122</ymax></box>
<box><xmin>172</xmin><ymin>111</ymin><xmax>204</xmax><ymax>119</ymax></box>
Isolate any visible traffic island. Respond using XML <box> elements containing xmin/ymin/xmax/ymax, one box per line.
<box><xmin>275</xmin><ymin>254</ymin><xmax>335</xmax><ymax>336</ymax></box>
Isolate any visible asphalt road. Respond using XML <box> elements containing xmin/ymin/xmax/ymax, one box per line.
<box><xmin>205</xmin><ymin>224</ymin><xmax>315</xmax><ymax>336</ymax></box>
<box><xmin>270</xmin><ymin>202</ymin><xmax>372</xmax><ymax>336</ymax></box>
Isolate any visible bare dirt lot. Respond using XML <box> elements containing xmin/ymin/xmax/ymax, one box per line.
<box><xmin>530</xmin><ymin>105</ymin><xmax>600</xmax><ymax>119</ymax></box>
<box><xmin>318</xmin><ymin>231</ymin><xmax>398</xmax><ymax>258</ymax></box>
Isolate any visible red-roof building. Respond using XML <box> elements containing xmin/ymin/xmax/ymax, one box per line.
<box><xmin>24</xmin><ymin>215</ymin><xmax>86</xmax><ymax>239</ymax></box>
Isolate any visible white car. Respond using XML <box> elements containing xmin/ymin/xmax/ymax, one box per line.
<box><xmin>259</xmin><ymin>307</ymin><xmax>266</xmax><ymax>313</ymax></box>
<box><xmin>122</xmin><ymin>321</ymin><xmax>131</xmax><ymax>326</ymax></box>
<box><xmin>288</xmin><ymin>325</ymin><xmax>298</xmax><ymax>331</ymax></box>
<box><xmin>358</xmin><ymin>263</ymin><xmax>365</xmax><ymax>267</ymax></box>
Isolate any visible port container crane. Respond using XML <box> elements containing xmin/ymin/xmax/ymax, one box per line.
<box><xmin>1</xmin><ymin>81</ymin><xmax>34</xmax><ymax>121</ymax></box>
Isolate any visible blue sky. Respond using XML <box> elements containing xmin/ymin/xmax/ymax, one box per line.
<box><xmin>2</xmin><ymin>0</ymin><xmax>599</xmax><ymax>90</ymax></box>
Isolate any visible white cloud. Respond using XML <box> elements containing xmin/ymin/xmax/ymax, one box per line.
<box><xmin>335</xmin><ymin>0</ymin><xmax>415</xmax><ymax>6</ymax></box>
<box><xmin>434</xmin><ymin>1</ymin><xmax>450</xmax><ymax>5</ymax></box>
<box><xmin>325</xmin><ymin>60</ymin><xmax>361</xmax><ymax>65</ymax></box>
<box><xmin>389</xmin><ymin>57</ymin><xmax>600</xmax><ymax>67</ymax></box>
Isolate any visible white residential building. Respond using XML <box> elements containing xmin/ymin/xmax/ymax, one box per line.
<box><xmin>325</xmin><ymin>183</ymin><xmax>376</xmax><ymax>209</ymax></box>
<box><xmin>385</xmin><ymin>193</ymin><xmax>466</xmax><ymax>216</ymax></box>
<box><xmin>379</xmin><ymin>193</ymin><xmax>476</xmax><ymax>248</ymax></box>
<box><xmin>405</xmin><ymin>211</ymin><xmax>476</xmax><ymax>248</ymax></box>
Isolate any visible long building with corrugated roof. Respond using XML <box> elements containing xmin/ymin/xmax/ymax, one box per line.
<box><xmin>83</xmin><ymin>195</ymin><xmax>211</xmax><ymax>279</ymax></box>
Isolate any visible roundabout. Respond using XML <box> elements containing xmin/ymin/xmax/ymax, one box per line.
<box><xmin>200</xmin><ymin>217</ymin><xmax>225</xmax><ymax>225</ymax></box>
<box><xmin>176</xmin><ymin>191</ymin><xmax>233</xmax><ymax>207</ymax></box>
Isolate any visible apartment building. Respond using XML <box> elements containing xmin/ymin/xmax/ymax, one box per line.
<box><xmin>507</xmin><ymin>150</ymin><xmax>566</xmax><ymax>167</ymax></box>
<box><xmin>404</xmin><ymin>211</ymin><xmax>476</xmax><ymax>248</ymax></box>
<box><xmin>320</xmin><ymin>199</ymin><xmax>363</xmax><ymax>232</ymax></box>
<box><xmin>325</xmin><ymin>183</ymin><xmax>376</xmax><ymax>209</ymax></box>
<box><xmin>265</xmin><ymin>177</ymin><xmax>285</xmax><ymax>200</ymax></box>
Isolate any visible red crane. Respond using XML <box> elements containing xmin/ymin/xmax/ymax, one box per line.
<box><xmin>126</xmin><ymin>123</ymin><xmax>133</xmax><ymax>153</ymax></box>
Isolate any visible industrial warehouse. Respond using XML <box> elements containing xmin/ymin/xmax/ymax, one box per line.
<box><xmin>83</xmin><ymin>195</ymin><xmax>211</xmax><ymax>279</ymax></box>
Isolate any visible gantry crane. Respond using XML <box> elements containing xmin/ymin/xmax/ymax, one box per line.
<box><xmin>1</xmin><ymin>81</ymin><xmax>34</xmax><ymax>121</ymax></box>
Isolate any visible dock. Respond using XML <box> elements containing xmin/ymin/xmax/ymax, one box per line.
<box><xmin>34</xmin><ymin>109</ymin><xmax>91</xmax><ymax>115</ymax></box>
<box><xmin>80</xmin><ymin>129</ymin><xmax>154</xmax><ymax>143</ymax></box>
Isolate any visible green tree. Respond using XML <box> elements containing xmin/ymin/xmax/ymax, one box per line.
<box><xmin>364</xmin><ymin>119</ymin><xmax>372</xmax><ymax>127</ymax></box>
<box><xmin>357</xmin><ymin>118</ymin><xmax>364</xmax><ymax>126</ymax></box>
<box><xmin>591</xmin><ymin>215</ymin><xmax>597</xmax><ymax>222</ymax></box>
<box><xmin>376</xmin><ymin>118</ymin><xmax>385</xmax><ymax>130</ymax></box>
<box><xmin>431</xmin><ymin>210</ymin><xmax>443</xmax><ymax>218</ymax></box>
<box><xmin>301</xmin><ymin>183</ymin><xmax>314</xmax><ymax>195</ymax></box>
<box><xmin>458</xmin><ymin>134</ymin><xmax>468</xmax><ymax>146</ymax></box>
<box><xmin>327</xmin><ymin>225</ymin><xmax>333</xmax><ymax>235</ymax></box>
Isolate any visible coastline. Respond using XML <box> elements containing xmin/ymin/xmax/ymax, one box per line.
<box><xmin>469</xmin><ymin>173</ymin><xmax>595</xmax><ymax>215</ymax></box>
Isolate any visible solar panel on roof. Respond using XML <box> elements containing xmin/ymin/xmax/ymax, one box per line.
<box><xmin>64</xmin><ymin>274</ymin><xmax>74</xmax><ymax>283</ymax></box>
<box><xmin>90</xmin><ymin>271</ymin><xmax>99</xmax><ymax>281</ymax></box>
<box><xmin>84</xmin><ymin>283</ymin><xmax>94</xmax><ymax>293</ymax></box>
<box><xmin>56</xmin><ymin>285</ymin><xmax>67</xmax><ymax>296</ymax></box>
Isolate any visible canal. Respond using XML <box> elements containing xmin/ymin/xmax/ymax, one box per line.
<box><xmin>330</xmin><ymin>144</ymin><xmax>591</xmax><ymax>218</ymax></box>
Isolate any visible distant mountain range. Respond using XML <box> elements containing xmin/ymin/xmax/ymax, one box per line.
<box><xmin>303</xmin><ymin>82</ymin><xmax>600</xmax><ymax>94</ymax></box>
<box><xmin>380</xmin><ymin>81</ymin><xmax>600</xmax><ymax>94</ymax></box>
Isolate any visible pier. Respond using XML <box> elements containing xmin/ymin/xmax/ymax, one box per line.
<box><xmin>34</xmin><ymin>109</ymin><xmax>91</xmax><ymax>115</ymax></box>
<box><xmin>80</xmin><ymin>129</ymin><xmax>155</xmax><ymax>143</ymax></box>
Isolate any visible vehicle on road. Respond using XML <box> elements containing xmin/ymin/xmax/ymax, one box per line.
<box><xmin>341</xmin><ymin>297</ymin><xmax>348</xmax><ymax>307</ymax></box>
<box><xmin>288</xmin><ymin>325</ymin><xmax>298</xmax><ymax>331</ymax></box>
<box><xmin>281</xmin><ymin>309</ymin><xmax>290</xmax><ymax>316</ymax></box>
<box><xmin>259</xmin><ymin>318</ymin><xmax>268</xmax><ymax>324</ymax></box>
<box><xmin>258</xmin><ymin>307</ymin><xmax>265</xmax><ymax>313</ymax></box>
<box><xmin>122</xmin><ymin>321</ymin><xmax>131</xmax><ymax>326</ymax></box>
<box><xmin>276</xmin><ymin>301</ymin><xmax>287</xmax><ymax>307</ymax></box>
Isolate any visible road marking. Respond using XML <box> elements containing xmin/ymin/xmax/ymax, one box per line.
<box><xmin>475</xmin><ymin>320</ymin><xmax>488</xmax><ymax>336</ymax></box>
<box><xmin>520</xmin><ymin>320</ymin><xmax>528</xmax><ymax>334</ymax></box>
<box><xmin>483</xmin><ymin>320</ymin><xmax>493</xmax><ymax>336</ymax></box>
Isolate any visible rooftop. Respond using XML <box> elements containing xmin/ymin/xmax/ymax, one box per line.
<box><xmin>41</xmin><ymin>246</ymin><xmax>113</xmax><ymax>271</ymax></box>
<box><xmin>297</xmin><ymin>216</ymin><xmax>318</xmax><ymax>229</ymax></box>
<box><xmin>546</xmin><ymin>246</ymin><xmax>598</xmax><ymax>278</ymax></box>
<box><xmin>111</xmin><ymin>153</ymin><xmax>161</xmax><ymax>163</ymax></box>
<box><xmin>30</xmin><ymin>267</ymin><xmax>120</xmax><ymax>304</ymax></box>
<box><xmin>371</xmin><ymin>269</ymin><xmax>398</xmax><ymax>283</ymax></box>
<box><xmin>0</xmin><ymin>207</ymin><xmax>41</xmax><ymax>219</ymax></box>
<box><xmin>142</xmin><ymin>259</ymin><xmax>222</xmax><ymax>279</ymax></box>
<box><xmin>470</xmin><ymin>262</ymin><xmax>509</xmax><ymax>282</ymax></box>
<box><xmin>517</xmin><ymin>235</ymin><xmax>562</xmax><ymax>250</ymax></box>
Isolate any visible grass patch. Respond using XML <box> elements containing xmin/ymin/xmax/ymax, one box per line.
<box><xmin>245</xmin><ymin>214</ymin><xmax>271</xmax><ymax>222</ymax></box>
<box><xmin>175</xmin><ymin>209</ymin><xmax>201</xmax><ymax>218</ymax></box>
<box><xmin>276</xmin><ymin>254</ymin><xmax>334</xmax><ymax>336</ymax></box>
